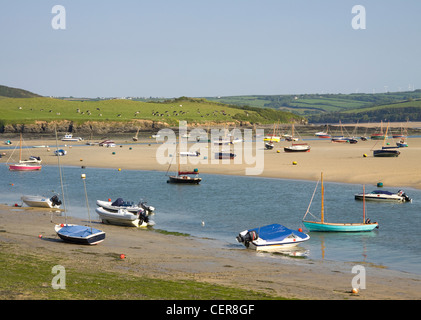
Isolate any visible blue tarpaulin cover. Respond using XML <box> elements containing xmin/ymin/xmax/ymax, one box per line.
<box><xmin>249</xmin><ymin>224</ymin><xmax>307</xmax><ymax>241</ymax></box>
<box><xmin>58</xmin><ymin>225</ymin><xmax>102</xmax><ymax>238</ymax></box>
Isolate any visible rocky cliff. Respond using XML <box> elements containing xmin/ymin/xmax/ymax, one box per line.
<box><xmin>1</xmin><ymin>120</ymin><xmax>169</xmax><ymax>134</ymax></box>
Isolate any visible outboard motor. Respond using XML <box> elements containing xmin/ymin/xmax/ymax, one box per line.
<box><xmin>236</xmin><ymin>230</ymin><xmax>258</xmax><ymax>247</ymax></box>
<box><xmin>137</xmin><ymin>209</ymin><xmax>149</xmax><ymax>224</ymax></box>
<box><xmin>139</xmin><ymin>201</ymin><xmax>155</xmax><ymax>214</ymax></box>
<box><xmin>398</xmin><ymin>190</ymin><xmax>411</xmax><ymax>202</ymax></box>
<box><xmin>50</xmin><ymin>195</ymin><xmax>62</xmax><ymax>207</ymax></box>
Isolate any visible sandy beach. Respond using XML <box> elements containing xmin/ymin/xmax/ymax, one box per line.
<box><xmin>1</xmin><ymin>134</ymin><xmax>421</xmax><ymax>300</ymax></box>
<box><xmin>6</xmin><ymin>133</ymin><xmax>421</xmax><ymax>190</ymax></box>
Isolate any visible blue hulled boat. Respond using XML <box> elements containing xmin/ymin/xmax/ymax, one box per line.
<box><xmin>302</xmin><ymin>173</ymin><xmax>379</xmax><ymax>232</ymax></box>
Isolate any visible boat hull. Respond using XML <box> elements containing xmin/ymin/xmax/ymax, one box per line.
<box><xmin>9</xmin><ymin>164</ymin><xmax>42</xmax><ymax>171</ymax></box>
<box><xmin>263</xmin><ymin>136</ymin><xmax>280</xmax><ymax>142</ymax></box>
<box><xmin>55</xmin><ymin>224</ymin><xmax>105</xmax><ymax>245</ymax></box>
<box><xmin>21</xmin><ymin>195</ymin><xmax>60</xmax><ymax>208</ymax></box>
<box><xmin>236</xmin><ymin>224</ymin><xmax>310</xmax><ymax>251</ymax></box>
<box><xmin>284</xmin><ymin>145</ymin><xmax>310</xmax><ymax>152</ymax></box>
<box><xmin>167</xmin><ymin>176</ymin><xmax>201</xmax><ymax>184</ymax></box>
<box><xmin>95</xmin><ymin>207</ymin><xmax>150</xmax><ymax>227</ymax></box>
<box><xmin>302</xmin><ymin>221</ymin><xmax>378</xmax><ymax>232</ymax></box>
<box><xmin>371</xmin><ymin>134</ymin><xmax>386</xmax><ymax>140</ymax></box>
<box><xmin>373</xmin><ymin>149</ymin><xmax>400</xmax><ymax>157</ymax></box>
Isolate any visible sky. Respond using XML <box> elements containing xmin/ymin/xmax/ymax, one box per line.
<box><xmin>0</xmin><ymin>0</ymin><xmax>420</xmax><ymax>98</ymax></box>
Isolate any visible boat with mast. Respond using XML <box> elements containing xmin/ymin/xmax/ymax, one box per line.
<box><xmin>302</xmin><ymin>173</ymin><xmax>379</xmax><ymax>232</ymax></box>
<box><xmin>167</xmin><ymin>145</ymin><xmax>201</xmax><ymax>184</ymax></box>
<box><xmin>55</xmin><ymin>173</ymin><xmax>106</xmax><ymax>245</ymax></box>
<box><xmin>371</xmin><ymin>121</ymin><xmax>387</xmax><ymax>140</ymax></box>
<box><xmin>53</xmin><ymin>128</ymin><xmax>105</xmax><ymax>245</ymax></box>
<box><xmin>8</xmin><ymin>133</ymin><xmax>42</xmax><ymax>171</ymax></box>
<box><xmin>372</xmin><ymin>123</ymin><xmax>400</xmax><ymax>157</ymax></box>
<box><xmin>284</xmin><ymin>123</ymin><xmax>310</xmax><ymax>152</ymax></box>
<box><xmin>264</xmin><ymin>122</ymin><xmax>281</xmax><ymax>143</ymax></box>
<box><xmin>315</xmin><ymin>124</ymin><xmax>331</xmax><ymax>139</ymax></box>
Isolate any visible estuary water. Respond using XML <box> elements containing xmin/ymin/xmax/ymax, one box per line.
<box><xmin>1</xmin><ymin>164</ymin><xmax>421</xmax><ymax>275</ymax></box>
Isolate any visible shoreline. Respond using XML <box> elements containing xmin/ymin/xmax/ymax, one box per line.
<box><xmin>1</xmin><ymin>205</ymin><xmax>420</xmax><ymax>300</ymax></box>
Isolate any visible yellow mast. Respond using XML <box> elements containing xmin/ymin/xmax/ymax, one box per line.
<box><xmin>321</xmin><ymin>172</ymin><xmax>324</xmax><ymax>223</ymax></box>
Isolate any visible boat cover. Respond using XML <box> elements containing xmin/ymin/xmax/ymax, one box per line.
<box><xmin>58</xmin><ymin>225</ymin><xmax>102</xmax><ymax>238</ymax></box>
<box><xmin>371</xmin><ymin>190</ymin><xmax>394</xmax><ymax>195</ymax></box>
<box><xmin>111</xmin><ymin>198</ymin><xmax>124</xmax><ymax>206</ymax></box>
<box><xmin>249</xmin><ymin>224</ymin><xmax>307</xmax><ymax>241</ymax></box>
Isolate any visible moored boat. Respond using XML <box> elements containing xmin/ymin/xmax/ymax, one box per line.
<box><xmin>373</xmin><ymin>146</ymin><xmax>400</xmax><ymax>157</ymax></box>
<box><xmin>96</xmin><ymin>198</ymin><xmax>155</xmax><ymax>215</ymax></box>
<box><xmin>9</xmin><ymin>163</ymin><xmax>42</xmax><ymax>171</ymax></box>
<box><xmin>95</xmin><ymin>206</ymin><xmax>154</xmax><ymax>227</ymax></box>
<box><xmin>284</xmin><ymin>143</ymin><xmax>310</xmax><ymax>152</ymax></box>
<box><xmin>21</xmin><ymin>194</ymin><xmax>62</xmax><ymax>208</ymax></box>
<box><xmin>55</xmin><ymin>224</ymin><xmax>105</xmax><ymax>245</ymax></box>
<box><xmin>61</xmin><ymin>133</ymin><xmax>83</xmax><ymax>141</ymax></box>
<box><xmin>302</xmin><ymin>173</ymin><xmax>379</xmax><ymax>232</ymax></box>
<box><xmin>236</xmin><ymin>223</ymin><xmax>309</xmax><ymax>251</ymax></box>
<box><xmin>7</xmin><ymin>134</ymin><xmax>42</xmax><ymax>171</ymax></box>
<box><xmin>354</xmin><ymin>190</ymin><xmax>411</xmax><ymax>202</ymax></box>
<box><xmin>373</xmin><ymin>123</ymin><xmax>400</xmax><ymax>157</ymax></box>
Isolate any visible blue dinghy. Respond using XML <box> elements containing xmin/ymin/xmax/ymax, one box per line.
<box><xmin>236</xmin><ymin>224</ymin><xmax>310</xmax><ymax>251</ymax></box>
<box><xmin>55</xmin><ymin>224</ymin><xmax>105</xmax><ymax>245</ymax></box>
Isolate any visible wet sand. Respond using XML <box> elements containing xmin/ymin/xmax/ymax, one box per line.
<box><xmin>1</xmin><ymin>205</ymin><xmax>420</xmax><ymax>300</ymax></box>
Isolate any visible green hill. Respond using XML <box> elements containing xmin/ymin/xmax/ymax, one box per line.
<box><xmin>0</xmin><ymin>96</ymin><xmax>304</xmax><ymax>129</ymax></box>
<box><xmin>0</xmin><ymin>85</ymin><xmax>41</xmax><ymax>99</ymax></box>
<box><xmin>204</xmin><ymin>90</ymin><xmax>421</xmax><ymax>117</ymax></box>
<box><xmin>310</xmin><ymin>99</ymin><xmax>421</xmax><ymax>123</ymax></box>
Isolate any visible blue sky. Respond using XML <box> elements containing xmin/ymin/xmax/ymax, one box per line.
<box><xmin>1</xmin><ymin>0</ymin><xmax>420</xmax><ymax>98</ymax></box>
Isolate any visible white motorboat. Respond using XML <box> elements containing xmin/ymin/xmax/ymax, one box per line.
<box><xmin>61</xmin><ymin>134</ymin><xmax>83</xmax><ymax>141</ymax></box>
<box><xmin>95</xmin><ymin>207</ymin><xmax>154</xmax><ymax>227</ymax></box>
<box><xmin>354</xmin><ymin>190</ymin><xmax>411</xmax><ymax>202</ymax></box>
<box><xmin>21</xmin><ymin>194</ymin><xmax>62</xmax><ymax>208</ymax></box>
<box><xmin>284</xmin><ymin>143</ymin><xmax>310</xmax><ymax>152</ymax></box>
<box><xmin>96</xmin><ymin>198</ymin><xmax>155</xmax><ymax>215</ymax></box>
<box><xmin>236</xmin><ymin>224</ymin><xmax>310</xmax><ymax>251</ymax></box>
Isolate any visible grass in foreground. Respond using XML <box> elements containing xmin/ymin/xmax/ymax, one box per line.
<box><xmin>0</xmin><ymin>247</ymin><xmax>287</xmax><ymax>300</ymax></box>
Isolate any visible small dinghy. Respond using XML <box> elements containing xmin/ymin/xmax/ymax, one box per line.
<box><xmin>21</xmin><ymin>194</ymin><xmax>62</xmax><ymax>209</ymax></box>
<box><xmin>236</xmin><ymin>223</ymin><xmax>310</xmax><ymax>251</ymax></box>
<box><xmin>95</xmin><ymin>206</ymin><xmax>154</xmax><ymax>227</ymax></box>
<box><xmin>55</xmin><ymin>224</ymin><xmax>105</xmax><ymax>245</ymax></box>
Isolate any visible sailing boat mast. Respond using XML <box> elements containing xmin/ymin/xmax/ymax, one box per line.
<box><xmin>19</xmin><ymin>133</ymin><xmax>22</xmax><ymax>162</ymax></box>
<box><xmin>321</xmin><ymin>172</ymin><xmax>324</xmax><ymax>223</ymax></box>
<box><xmin>363</xmin><ymin>185</ymin><xmax>366</xmax><ymax>223</ymax></box>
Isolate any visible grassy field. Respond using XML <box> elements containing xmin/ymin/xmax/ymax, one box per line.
<box><xmin>0</xmin><ymin>243</ymin><xmax>284</xmax><ymax>300</ymax></box>
<box><xmin>0</xmin><ymin>97</ymin><xmax>303</xmax><ymax>127</ymax></box>
<box><xmin>205</xmin><ymin>91</ymin><xmax>421</xmax><ymax>116</ymax></box>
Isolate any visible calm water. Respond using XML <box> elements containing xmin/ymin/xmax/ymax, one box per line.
<box><xmin>1</xmin><ymin>164</ymin><xmax>421</xmax><ymax>275</ymax></box>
